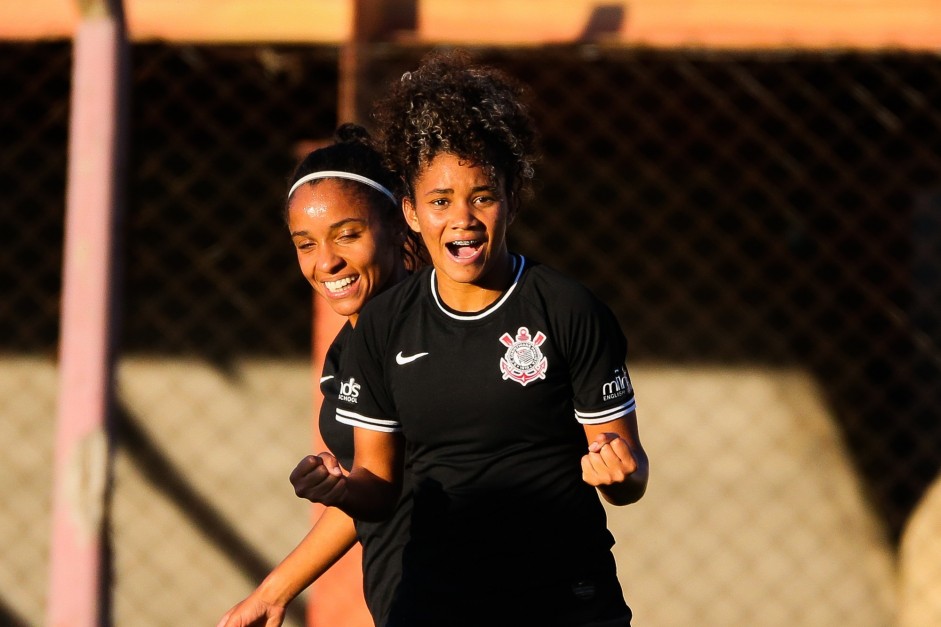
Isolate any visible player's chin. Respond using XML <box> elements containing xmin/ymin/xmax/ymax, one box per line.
<box><xmin>451</xmin><ymin>268</ymin><xmax>490</xmax><ymax>287</ymax></box>
<box><xmin>443</xmin><ymin>252</ymin><xmax>490</xmax><ymax>275</ymax></box>
<box><xmin>325</xmin><ymin>300</ymin><xmax>360</xmax><ymax>319</ymax></box>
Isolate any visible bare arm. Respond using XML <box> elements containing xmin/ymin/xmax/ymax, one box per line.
<box><xmin>581</xmin><ymin>410</ymin><xmax>649</xmax><ymax>505</ymax></box>
<box><xmin>288</xmin><ymin>430</ymin><xmax>403</xmax><ymax>522</ymax></box>
<box><xmin>216</xmin><ymin>505</ymin><xmax>358</xmax><ymax>627</ymax></box>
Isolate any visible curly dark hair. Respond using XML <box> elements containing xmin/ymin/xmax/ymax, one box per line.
<box><xmin>287</xmin><ymin>123</ymin><xmax>426</xmax><ymax>271</ymax></box>
<box><xmin>371</xmin><ymin>49</ymin><xmax>539</xmax><ymax>215</ymax></box>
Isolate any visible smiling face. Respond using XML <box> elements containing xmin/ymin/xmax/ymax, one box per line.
<box><xmin>288</xmin><ymin>179</ymin><xmax>405</xmax><ymax>325</ymax></box>
<box><xmin>403</xmin><ymin>152</ymin><xmax>516</xmax><ymax>311</ymax></box>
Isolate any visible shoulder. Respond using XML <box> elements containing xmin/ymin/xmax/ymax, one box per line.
<box><xmin>365</xmin><ymin>268</ymin><xmax>428</xmax><ymax>312</ymax></box>
<box><xmin>323</xmin><ymin>319</ymin><xmax>353</xmax><ymax>368</ymax></box>
<box><xmin>356</xmin><ymin>268</ymin><xmax>430</xmax><ymax>331</ymax></box>
<box><xmin>519</xmin><ymin>257</ymin><xmax>610</xmax><ymax>314</ymax></box>
<box><xmin>330</xmin><ymin>319</ymin><xmax>355</xmax><ymax>349</ymax></box>
<box><xmin>517</xmin><ymin>256</ymin><xmax>625</xmax><ymax>352</ymax></box>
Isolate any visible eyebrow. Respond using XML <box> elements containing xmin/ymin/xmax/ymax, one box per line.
<box><xmin>423</xmin><ymin>184</ymin><xmax>497</xmax><ymax>197</ymax></box>
<box><xmin>329</xmin><ymin>217</ymin><xmax>367</xmax><ymax>229</ymax></box>
<box><xmin>290</xmin><ymin>217</ymin><xmax>366</xmax><ymax>238</ymax></box>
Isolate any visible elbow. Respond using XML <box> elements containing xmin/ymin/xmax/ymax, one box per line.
<box><xmin>338</xmin><ymin>472</ymin><xmax>401</xmax><ymax>522</ymax></box>
<box><xmin>354</xmin><ymin>501</ymin><xmax>396</xmax><ymax>523</ymax></box>
<box><xmin>603</xmin><ymin>482</ymin><xmax>647</xmax><ymax>506</ymax></box>
<box><xmin>347</xmin><ymin>487</ymin><xmax>398</xmax><ymax>522</ymax></box>
<box><xmin>602</xmin><ymin>459</ymin><xmax>649</xmax><ymax>506</ymax></box>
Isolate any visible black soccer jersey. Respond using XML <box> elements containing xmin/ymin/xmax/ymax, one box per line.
<box><xmin>319</xmin><ymin>321</ymin><xmax>354</xmax><ymax>467</ymax></box>
<box><xmin>336</xmin><ymin>255</ymin><xmax>635</xmax><ymax>625</ymax></box>
<box><xmin>319</xmin><ymin>321</ymin><xmax>411</xmax><ymax>627</ymax></box>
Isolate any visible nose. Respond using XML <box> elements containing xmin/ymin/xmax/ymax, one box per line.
<box><xmin>315</xmin><ymin>241</ymin><xmax>344</xmax><ymax>274</ymax></box>
<box><xmin>450</xmin><ymin>199</ymin><xmax>479</xmax><ymax>229</ymax></box>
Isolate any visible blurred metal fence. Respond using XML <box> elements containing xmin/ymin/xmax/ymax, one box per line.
<box><xmin>2</xmin><ymin>41</ymin><xmax>939</xmax><ymax>626</ymax></box>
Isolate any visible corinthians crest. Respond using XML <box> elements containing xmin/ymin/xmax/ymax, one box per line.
<box><xmin>499</xmin><ymin>326</ymin><xmax>548</xmax><ymax>386</ymax></box>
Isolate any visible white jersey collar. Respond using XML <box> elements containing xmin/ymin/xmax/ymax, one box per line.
<box><xmin>430</xmin><ymin>254</ymin><xmax>525</xmax><ymax>321</ymax></box>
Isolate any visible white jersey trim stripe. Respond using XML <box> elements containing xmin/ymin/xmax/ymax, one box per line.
<box><xmin>336</xmin><ymin>414</ymin><xmax>402</xmax><ymax>433</ymax></box>
<box><xmin>336</xmin><ymin>408</ymin><xmax>401</xmax><ymax>433</ymax></box>
<box><xmin>336</xmin><ymin>407</ymin><xmax>398</xmax><ymax>426</ymax></box>
<box><xmin>430</xmin><ymin>254</ymin><xmax>525</xmax><ymax>321</ymax></box>
<box><xmin>575</xmin><ymin>398</ymin><xmax>637</xmax><ymax>424</ymax></box>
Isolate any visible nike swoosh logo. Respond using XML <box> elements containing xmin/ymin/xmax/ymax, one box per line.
<box><xmin>320</xmin><ymin>375</ymin><xmax>334</xmax><ymax>383</ymax></box>
<box><xmin>395</xmin><ymin>351</ymin><xmax>429</xmax><ymax>365</ymax></box>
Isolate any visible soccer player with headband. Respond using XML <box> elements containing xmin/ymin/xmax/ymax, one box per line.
<box><xmin>218</xmin><ymin>123</ymin><xmax>423</xmax><ymax>627</ymax></box>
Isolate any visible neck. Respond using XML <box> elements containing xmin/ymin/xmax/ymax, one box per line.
<box><xmin>436</xmin><ymin>252</ymin><xmax>516</xmax><ymax>313</ymax></box>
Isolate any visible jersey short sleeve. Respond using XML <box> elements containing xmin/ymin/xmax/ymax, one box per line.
<box><xmin>318</xmin><ymin>321</ymin><xmax>355</xmax><ymax>468</ymax></box>
<box><xmin>333</xmin><ymin>295</ymin><xmax>402</xmax><ymax>433</ymax></box>
<box><xmin>555</xmin><ymin>282</ymin><xmax>636</xmax><ymax>425</ymax></box>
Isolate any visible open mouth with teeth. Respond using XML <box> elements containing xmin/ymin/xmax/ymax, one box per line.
<box><xmin>445</xmin><ymin>239</ymin><xmax>484</xmax><ymax>261</ymax></box>
<box><xmin>324</xmin><ymin>275</ymin><xmax>359</xmax><ymax>295</ymax></box>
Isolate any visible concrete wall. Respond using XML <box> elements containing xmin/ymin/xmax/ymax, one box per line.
<box><xmin>3</xmin><ymin>356</ymin><xmax>900</xmax><ymax>625</ymax></box>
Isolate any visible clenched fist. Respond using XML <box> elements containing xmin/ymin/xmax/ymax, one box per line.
<box><xmin>289</xmin><ymin>453</ymin><xmax>348</xmax><ymax>507</ymax></box>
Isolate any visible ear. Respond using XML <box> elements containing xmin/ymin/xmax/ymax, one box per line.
<box><xmin>402</xmin><ymin>197</ymin><xmax>421</xmax><ymax>233</ymax></box>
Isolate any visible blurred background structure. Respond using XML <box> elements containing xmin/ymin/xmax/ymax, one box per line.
<box><xmin>2</xmin><ymin>1</ymin><xmax>940</xmax><ymax>625</ymax></box>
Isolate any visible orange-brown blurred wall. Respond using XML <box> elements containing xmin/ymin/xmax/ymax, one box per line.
<box><xmin>2</xmin><ymin>0</ymin><xmax>940</xmax><ymax>49</ymax></box>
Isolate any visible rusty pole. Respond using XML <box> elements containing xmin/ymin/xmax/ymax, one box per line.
<box><xmin>46</xmin><ymin>1</ymin><xmax>127</xmax><ymax>625</ymax></box>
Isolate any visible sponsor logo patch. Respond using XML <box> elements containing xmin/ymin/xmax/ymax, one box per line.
<box><xmin>602</xmin><ymin>366</ymin><xmax>632</xmax><ymax>401</ymax></box>
<box><xmin>338</xmin><ymin>377</ymin><xmax>360</xmax><ymax>403</ymax></box>
<box><xmin>499</xmin><ymin>326</ymin><xmax>548</xmax><ymax>386</ymax></box>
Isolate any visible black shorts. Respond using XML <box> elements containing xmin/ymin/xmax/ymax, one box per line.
<box><xmin>385</xmin><ymin>553</ymin><xmax>632</xmax><ymax>627</ymax></box>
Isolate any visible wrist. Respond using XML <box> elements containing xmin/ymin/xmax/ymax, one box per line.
<box><xmin>256</xmin><ymin>571</ymin><xmax>298</xmax><ymax>608</ymax></box>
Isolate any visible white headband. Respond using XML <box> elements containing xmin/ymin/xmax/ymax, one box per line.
<box><xmin>288</xmin><ymin>170</ymin><xmax>396</xmax><ymax>204</ymax></box>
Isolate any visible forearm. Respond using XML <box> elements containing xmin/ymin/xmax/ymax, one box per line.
<box><xmin>583</xmin><ymin>416</ymin><xmax>650</xmax><ymax>506</ymax></box>
<box><xmin>336</xmin><ymin>466</ymin><xmax>400</xmax><ymax>522</ymax></box>
<box><xmin>332</xmin><ymin>428</ymin><xmax>403</xmax><ymax>522</ymax></box>
<box><xmin>256</xmin><ymin>507</ymin><xmax>359</xmax><ymax>606</ymax></box>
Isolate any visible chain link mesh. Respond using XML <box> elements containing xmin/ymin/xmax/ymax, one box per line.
<box><xmin>2</xmin><ymin>41</ymin><xmax>939</xmax><ymax>625</ymax></box>
<box><xmin>1</xmin><ymin>41</ymin><xmax>71</xmax><ymax>627</ymax></box>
